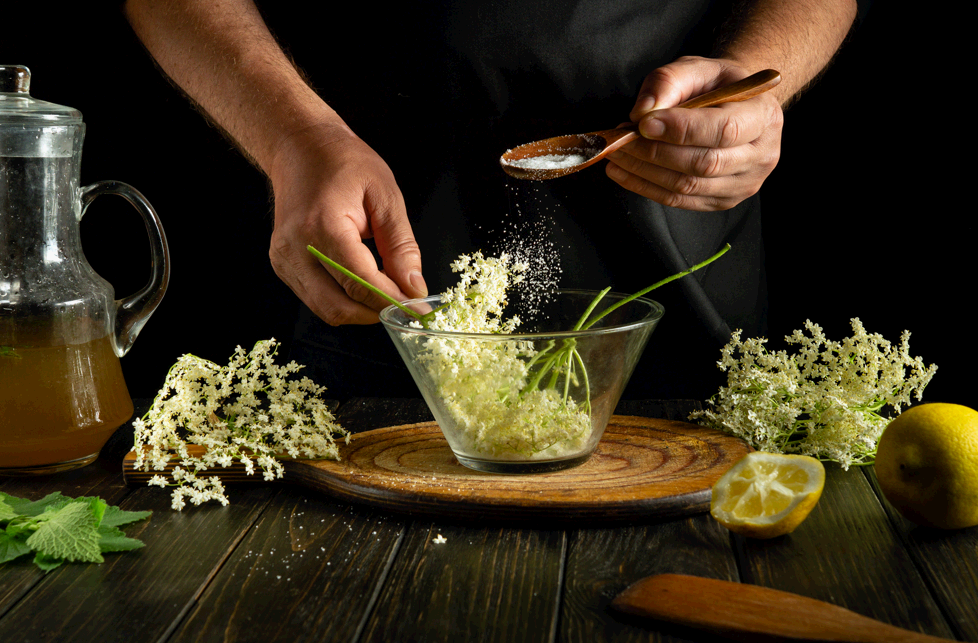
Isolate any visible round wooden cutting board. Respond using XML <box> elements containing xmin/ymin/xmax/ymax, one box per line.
<box><xmin>124</xmin><ymin>415</ymin><xmax>751</xmax><ymax>524</ymax></box>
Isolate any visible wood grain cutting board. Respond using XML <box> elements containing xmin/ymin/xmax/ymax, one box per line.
<box><xmin>123</xmin><ymin>415</ymin><xmax>750</xmax><ymax>523</ymax></box>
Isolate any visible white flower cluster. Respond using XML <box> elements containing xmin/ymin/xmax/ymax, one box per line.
<box><xmin>132</xmin><ymin>339</ymin><xmax>349</xmax><ymax>509</ymax></box>
<box><xmin>410</xmin><ymin>252</ymin><xmax>591</xmax><ymax>460</ymax></box>
<box><xmin>690</xmin><ymin>318</ymin><xmax>938</xmax><ymax>468</ymax></box>
<box><xmin>425</xmin><ymin>251</ymin><xmax>528</xmax><ymax>334</ymax></box>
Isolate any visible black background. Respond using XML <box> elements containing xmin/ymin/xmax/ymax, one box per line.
<box><xmin>2</xmin><ymin>4</ymin><xmax>968</xmax><ymax>408</ymax></box>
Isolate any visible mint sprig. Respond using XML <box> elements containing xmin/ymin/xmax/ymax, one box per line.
<box><xmin>0</xmin><ymin>492</ymin><xmax>151</xmax><ymax>571</ymax></box>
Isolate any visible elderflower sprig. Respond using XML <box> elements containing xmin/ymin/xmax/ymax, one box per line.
<box><xmin>132</xmin><ymin>338</ymin><xmax>350</xmax><ymax>510</ymax></box>
<box><xmin>689</xmin><ymin>318</ymin><xmax>938</xmax><ymax>468</ymax></box>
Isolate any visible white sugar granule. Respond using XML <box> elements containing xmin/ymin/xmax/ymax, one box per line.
<box><xmin>491</xmin><ymin>184</ymin><xmax>563</xmax><ymax>324</ymax></box>
<box><xmin>504</xmin><ymin>152</ymin><xmax>590</xmax><ymax>169</ymax></box>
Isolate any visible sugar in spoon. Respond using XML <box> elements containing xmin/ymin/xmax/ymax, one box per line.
<box><xmin>499</xmin><ymin>68</ymin><xmax>781</xmax><ymax>180</ymax></box>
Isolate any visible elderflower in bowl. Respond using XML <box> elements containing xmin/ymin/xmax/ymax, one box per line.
<box><xmin>381</xmin><ymin>289</ymin><xmax>663</xmax><ymax>473</ymax></box>
<box><xmin>308</xmin><ymin>243</ymin><xmax>728</xmax><ymax>473</ymax></box>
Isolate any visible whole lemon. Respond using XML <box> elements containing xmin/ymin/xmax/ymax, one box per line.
<box><xmin>875</xmin><ymin>403</ymin><xmax>978</xmax><ymax>529</ymax></box>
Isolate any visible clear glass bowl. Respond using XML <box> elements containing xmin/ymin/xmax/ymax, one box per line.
<box><xmin>380</xmin><ymin>290</ymin><xmax>664</xmax><ymax>473</ymax></box>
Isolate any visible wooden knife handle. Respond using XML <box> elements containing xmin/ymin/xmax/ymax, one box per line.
<box><xmin>612</xmin><ymin>574</ymin><xmax>957</xmax><ymax>643</ymax></box>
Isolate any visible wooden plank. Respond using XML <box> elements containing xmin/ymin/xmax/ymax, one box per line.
<box><xmin>0</xmin><ymin>484</ymin><xmax>274</xmax><ymax>643</ymax></box>
<box><xmin>334</xmin><ymin>397</ymin><xmax>567</xmax><ymax>643</ymax></box>
<box><xmin>560</xmin><ymin>399</ymin><xmax>741</xmax><ymax>643</ymax></box>
<box><xmin>359</xmin><ymin>523</ymin><xmax>565</xmax><ymax>643</ymax></box>
<box><xmin>167</xmin><ymin>484</ymin><xmax>408</xmax><ymax>642</ymax></box>
<box><xmin>864</xmin><ymin>467</ymin><xmax>978</xmax><ymax>642</ymax></box>
<box><xmin>736</xmin><ymin>465</ymin><xmax>958</xmax><ymax>640</ymax></box>
<box><xmin>562</xmin><ymin>516</ymin><xmax>739</xmax><ymax>643</ymax></box>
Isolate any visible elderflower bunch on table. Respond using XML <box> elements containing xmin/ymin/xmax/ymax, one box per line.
<box><xmin>132</xmin><ymin>339</ymin><xmax>349</xmax><ymax>510</ymax></box>
<box><xmin>690</xmin><ymin>318</ymin><xmax>938</xmax><ymax>468</ymax></box>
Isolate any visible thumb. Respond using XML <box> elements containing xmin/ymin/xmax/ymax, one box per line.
<box><xmin>629</xmin><ymin>58</ymin><xmax>733</xmax><ymax>123</ymax></box>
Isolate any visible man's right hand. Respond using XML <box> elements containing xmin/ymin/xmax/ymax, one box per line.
<box><xmin>267</xmin><ymin>121</ymin><xmax>427</xmax><ymax>326</ymax></box>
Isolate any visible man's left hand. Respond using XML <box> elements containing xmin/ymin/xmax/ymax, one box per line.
<box><xmin>606</xmin><ymin>56</ymin><xmax>783</xmax><ymax>211</ymax></box>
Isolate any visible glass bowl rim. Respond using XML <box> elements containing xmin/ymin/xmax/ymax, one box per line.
<box><xmin>379</xmin><ymin>288</ymin><xmax>664</xmax><ymax>340</ymax></box>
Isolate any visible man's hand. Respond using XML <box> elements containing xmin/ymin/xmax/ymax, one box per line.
<box><xmin>124</xmin><ymin>0</ymin><xmax>427</xmax><ymax>327</ymax></box>
<box><xmin>268</xmin><ymin>121</ymin><xmax>427</xmax><ymax>326</ymax></box>
<box><xmin>605</xmin><ymin>56</ymin><xmax>783</xmax><ymax>211</ymax></box>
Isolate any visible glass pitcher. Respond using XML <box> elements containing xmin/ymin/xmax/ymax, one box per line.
<box><xmin>0</xmin><ymin>65</ymin><xmax>169</xmax><ymax>475</ymax></box>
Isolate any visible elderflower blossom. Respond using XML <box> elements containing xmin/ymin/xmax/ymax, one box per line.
<box><xmin>690</xmin><ymin>318</ymin><xmax>938</xmax><ymax>468</ymax></box>
<box><xmin>132</xmin><ymin>338</ymin><xmax>350</xmax><ymax>509</ymax></box>
<box><xmin>422</xmin><ymin>251</ymin><xmax>528</xmax><ymax>334</ymax></box>
<box><xmin>406</xmin><ymin>252</ymin><xmax>592</xmax><ymax>459</ymax></box>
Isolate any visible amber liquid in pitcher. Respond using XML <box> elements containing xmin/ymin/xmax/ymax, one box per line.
<box><xmin>0</xmin><ymin>334</ymin><xmax>134</xmax><ymax>469</ymax></box>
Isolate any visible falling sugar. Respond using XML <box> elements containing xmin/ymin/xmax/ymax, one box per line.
<box><xmin>488</xmin><ymin>182</ymin><xmax>564</xmax><ymax>324</ymax></box>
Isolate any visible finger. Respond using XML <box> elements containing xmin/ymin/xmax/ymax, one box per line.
<box><xmin>610</xmin><ymin>123</ymin><xmax>778</xmax><ymax>181</ymax></box>
<box><xmin>270</xmin><ymin>229</ymin><xmax>383</xmax><ymax>326</ymax></box>
<box><xmin>629</xmin><ymin>57</ymin><xmax>743</xmax><ymax>121</ymax></box>
<box><xmin>365</xmin><ymin>185</ymin><xmax>427</xmax><ymax>300</ymax></box>
<box><xmin>636</xmin><ymin>95</ymin><xmax>782</xmax><ymax>149</ymax></box>
<box><xmin>316</xmin><ymin>220</ymin><xmax>411</xmax><ymax>312</ymax></box>
<box><xmin>605</xmin><ymin>158</ymin><xmax>751</xmax><ymax>211</ymax></box>
<box><xmin>299</xmin><ymin>253</ymin><xmax>383</xmax><ymax>326</ymax></box>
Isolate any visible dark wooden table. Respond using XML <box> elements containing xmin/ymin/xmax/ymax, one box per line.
<box><xmin>1</xmin><ymin>398</ymin><xmax>976</xmax><ymax>642</ymax></box>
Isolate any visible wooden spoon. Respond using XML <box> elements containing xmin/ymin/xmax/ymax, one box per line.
<box><xmin>499</xmin><ymin>69</ymin><xmax>781</xmax><ymax>180</ymax></box>
<box><xmin>612</xmin><ymin>574</ymin><xmax>958</xmax><ymax>642</ymax></box>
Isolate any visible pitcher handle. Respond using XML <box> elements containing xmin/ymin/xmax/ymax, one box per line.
<box><xmin>80</xmin><ymin>181</ymin><xmax>170</xmax><ymax>357</ymax></box>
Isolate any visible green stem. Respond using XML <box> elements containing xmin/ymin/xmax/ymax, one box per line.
<box><xmin>572</xmin><ymin>287</ymin><xmax>611</xmax><ymax>331</ymax></box>
<box><xmin>525</xmin><ymin>340</ymin><xmax>557</xmax><ymax>371</ymax></box>
<box><xmin>524</xmin><ymin>341</ymin><xmax>572</xmax><ymax>394</ymax></box>
<box><xmin>306</xmin><ymin>245</ymin><xmax>430</xmax><ymax>327</ymax></box>
<box><xmin>581</xmin><ymin>243</ymin><xmax>731</xmax><ymax>330</ymax></box>
<box><xmin>572</xmin><ymin>348</ymin><xmax>591</xmax><ymax>414</ymax></box>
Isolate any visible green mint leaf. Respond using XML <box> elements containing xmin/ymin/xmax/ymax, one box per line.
<box><xmin>0</xmin><ymin>500</ymin><xmax>18</xmax><ymax>523</ymax></box>
<box><xmin>4</xmin><ymin>519</ymin><xmax>35</xmax><ymax>540</ymax></box>
<box><xmin>44</xmin><ymin>496</ymin><xmax>108</xmax><ymax>528</ymax></box>
<box><xmin>0</xmin><ymin>531</ymin><xmax>33</xmax><ymax>565</ymax></box>
<box><xmin>98</xmin><ymin>525</ymin><xmax>146</xmax><ymax>553</ymax></box>
<box><xmin>0</xmin><ymin>491</ymin><xmax>65</xmax><ymax>518</ymax></box>
<box><xmin>100</xmin><ymin>506</ymin><xmax>152</xmax><ymax>529</ymax></box>
<box><xmin>0</xmin><ymin>493</ymin><xmax>150</xmax><ymax>570</ymax></box>
<box><xmin>33</xmin><ymin>552</ymin><xmax>64</xmax><ymax>572</ymax></box>
<box><xmin>1</xmin><ymin>346</ymin><xmax>22</xmax><ymax>358</ymax></box>
<box><xmin>25</xmin><ymin>502</ymin><xmax>103</xmax><ymax>563</ymax></box>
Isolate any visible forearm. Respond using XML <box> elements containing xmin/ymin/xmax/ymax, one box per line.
<box><xmin>124</xmin><ymin>0</ymin><xmax>341</xmax><ymax>173</ymax></box>
<box><xmin>715</xmin><ymin>0</ymin><xmax>858</xmax><ymax>105</ymax></box>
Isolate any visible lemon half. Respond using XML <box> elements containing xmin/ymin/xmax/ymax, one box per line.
<box><xmin>711</xmin><ymin>452</ymin><xmax>825</xmax><ymax>539</ymax></box>
<box><xmin>875</xmin><ymin>403</ymin><xmax>978</xmax><ymax>530</ymax></box>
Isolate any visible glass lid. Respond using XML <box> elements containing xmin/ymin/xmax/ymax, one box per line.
<box><xmin>0</xmin><ymin>65</ymin><xmax>83</xmax><ymax>125</ymax></box>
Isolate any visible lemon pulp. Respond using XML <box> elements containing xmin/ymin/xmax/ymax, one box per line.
<box><xmin>711</xmin><ymin>452</ymin><xmax>825</xmax><ymax>539</ymax></box>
